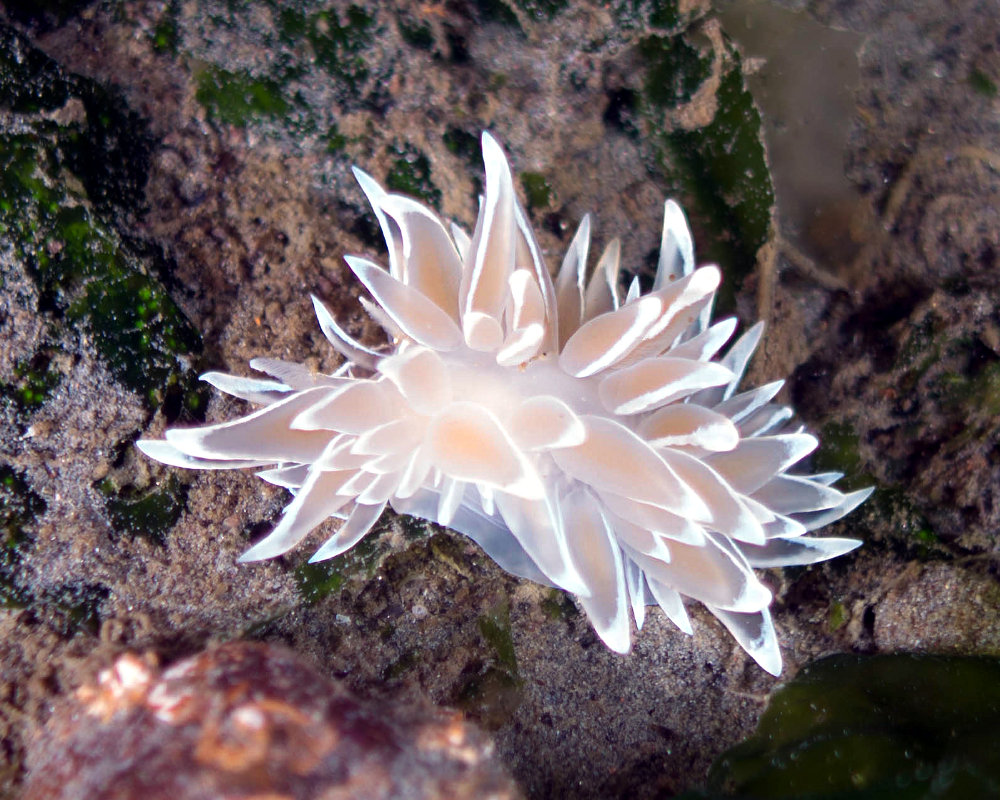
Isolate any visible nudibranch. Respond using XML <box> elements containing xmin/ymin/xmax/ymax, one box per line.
<box><xmin>139</xmin><ymin>133</ymin><xmax>869</xmax><ymax>675</ymax></box>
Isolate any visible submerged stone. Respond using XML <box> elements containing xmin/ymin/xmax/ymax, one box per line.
<box><xmin>23</xmin><ymin>641</ymin><xmax>521</xmax><ymax>800</ymax></box>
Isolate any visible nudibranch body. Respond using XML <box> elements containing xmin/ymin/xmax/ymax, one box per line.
<box><xmin>139</xmin><ymin>133</ymin><xmax>869</xmax><ymax>675</ymax></box>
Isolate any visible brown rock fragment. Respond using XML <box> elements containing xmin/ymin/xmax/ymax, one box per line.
<box><xmin>873</xmin><ymin>563</ymin><xmax>1000</xmax><ymax>656</ymax></box>
<box><xmin>23</xmin><ymin>642</ymin><xmax>520</xmax><ymax>800</ymax></box>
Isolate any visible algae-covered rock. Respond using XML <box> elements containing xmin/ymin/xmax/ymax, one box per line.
<box><xmin>628</xmin><ymin>8</ymin><xmax>774</xmax><ymax>307</ymax></box>
<box><xmin>0</xmin><ymin>466</ymin><xmax>44</xmax><ymax>607</ymax></box>
<box><xmin>0</xmin><ymin>24</ymin><xmax>203</xmax><ymax>413</ymax></box>
<box><xmin>5</xmin><ymin>1</ymin><xmax>1000</xmax><ymax>799</ymax></box>
<box><xmin>705</xmin><ymin>654</ymin><xmax>1000</xmax><ymax>798</ymax></box>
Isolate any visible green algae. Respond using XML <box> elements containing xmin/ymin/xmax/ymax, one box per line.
<box><xmin>2</xmin><ymin>134</ymin><xmax>204</xmax><ymax>411</ymax></box>
<box><xmin>454</xmin><ymin>601</ymin><xmax>524</xmax><ymax>728</ymax></box>
<box><xmin>3</xmin><ymin>354</ymin><xmax>61</xmax><ymax>413</ymax></box>
<box><xmin>385</xmin><ymin>142</ymin><xmax>442</xmax><ymax>209</ymax></box>
<box><xmin>295</xmin><ymin>559</ymin><xmax>347</xmax><ymax>602</ymax></box>
<box><xmin>295</xmin><ymin>531</ymin><xmax>381</xmax><ymax>603</ymax></box>
<box><xmin>0</xmin><ymin>25</ymin><xmax>152</xmax><ymax>218</ymax></box>
<box><xmin>658</xmin><ymin>61</ymin><xmax>774</xmax><ymax>308</ymax></box>
<box><xmin>444</xmin><ymin>127</ymin><xmax>484</xmax><ymax>197</ymax></box>
<box><xmin>184</xmin><ymin>1</ymin><xmax>382</xmax><ymax>136</ymax></box>
<box><xmin>323</xmin><ymin>122</ymin><xmax>348</xmax><ymax>153</ymax></box>
<box><xmin>969</xmin><ymin>68</ymin><xmax>998</xmax><ymax>98</ymax></box>
<box><xmin>150</xmin><ymin>3</ymin><xmax>181</xmax><ymax>55</ymax></box>
<box><xmin>540</xmin><ymin>587</ymin><xmax>579</xmax><ymax>622</ymax></box>
<box><xmin>705</xmin><ymin>654</ymin><xmax>1000</xmax><ymax>799</ymax></box>
<box><xmin>826</xmin><ymin>601</ymin><xmax>847</xmax><ymax>633</ymax></box>
<box><xmin>814</xmin><ymin>421</ymin><xmax>867</xmax><ymax>490</ymax></box>
<box><xmin>860</xmin><ymin>487</ymin><xmax>941</xmax><ymax>558</ymax></box>
<box><xmin>453</xmin><ymin>663</ymin><xmax>523</xmax><ymax>729</ymax></box>
<box><xmin>444</xmin><ymin>127</ymin><xmax>480</xmax><ymax>163</ymax></box>
<box><xmin>478</xmin><ymin>601</ymin><xmax>519</xmax><ymax>675</ymax></box>
<box><xmin>44</xmin><ymin>581</ymin><xmax>109</xmax><ymax>636</ymax></box>
<box><xmin>381</xmin><ymin>648</ymin><xmax>420</xmax><ymax>681</ymax></box>
<box><xmin>932</xmin><ymin>359</ymin><xmax>1000</xmax><ymax>471</ymax></box>
<box><xmin>76</xmin><ymin>267</ymin><xmax>203</xmax><ymax>409</ymax></box>
<box><xmin>195</xmin><ymin>65</ymin><xmax>291</xmax><ymax>127</ymax></box>
<box><xmin>939</xmin><ymin>357</ymin><xmax>1000</xmax><ymax>421</ymax></box>
<box><xmin>519</xmin><ymin>171</ymin><xmax>554</xmax><ymax>212</ymax></box>
<box><xmin>0</xmin><ymin>24</ymin><xmax>208</xmax><ymax>609</ymax></box>
<box><xmin>396</xmin><ymin>12</ymin><xmax>434</xmax><ymax>50</ymax></box>
<box><xmin>293</xmin><ymin>511</ymin><xmax>428</xmax><ymax>604</ymax></box>
<box><xmin>0</xmin><ymin>466</ymin><xmax>45</xmax><ymax>608</ymax></box>
<box><xmin>639</xmin><ymin>33</ymin><xmax>711</xmax><ymax>108</ymax></box>
<box><xmin>896</xmin><ymin>324</ymin><xmax>1000</xmax><ymax>460</ymax></box>
<box><xmin>612</xmin><ymin>0</ymin><xmax>683</xmax><ymax>30</ymax></box>
<box><xmin>275</xmin><ymin>3</ymin><xmax>375</xmax><ymax>95</ymax></box>
<box><xmin>617</xmin><ymin>3</ymin><xmax>774</xmax><ymax>309</ymax></box>
<box><xmin>810</xmin><ymin>419</ymin><xmax>942</xmax><ymax>553</ymax></box>
<box><xmin>98</xmin><ymin>475</ymin><xmax>187</xmax><ymax>546</ymax></box>
<box><xmin>306</xmin><ymin>5</ymin><xmax>374</xmax><ymax>89</ymax></box>
<box><xmin>1</xmin><ymin>26</ymin><xmax>205</xmax><ymax>418</ymax></box>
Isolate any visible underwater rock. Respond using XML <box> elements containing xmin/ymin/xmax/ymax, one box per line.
<box><xmin>23</xmin><ymin>641</ymin><xmax>521</xmax><ymax>800</ymax></box>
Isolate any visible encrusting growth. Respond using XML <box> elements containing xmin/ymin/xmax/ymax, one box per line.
<box><xmin>139</xmin><ymin>133</ymin><xmax>869</xmax><ymax>675</ymax></box>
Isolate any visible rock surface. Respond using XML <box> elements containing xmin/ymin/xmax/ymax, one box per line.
<box><xmin>1</xmin><ymin>0</ymin><xmax>999</xmax><ymax>798</ymax></box>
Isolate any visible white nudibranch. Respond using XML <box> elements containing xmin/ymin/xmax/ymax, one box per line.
<box><xmin>139</xmin><ymin>133</ymin><xmax>870</xmax><ymax>675</ymax></box>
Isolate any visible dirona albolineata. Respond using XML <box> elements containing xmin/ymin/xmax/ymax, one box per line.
<box><xmin>139</xmin><ymin>133</ymin><xmax>870</xmax><ymax>675</ymax></box>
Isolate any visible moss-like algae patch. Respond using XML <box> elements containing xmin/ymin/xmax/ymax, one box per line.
<box><xmin>443</xmin><ymin>127</ymin><xmax>480</xmax><ymax>164</ymax></box>
<box><xmin>813</xmin><ymin>421</ymin><xmax>867</xmax><ymax>489</ymax></box>
<box><xmin>97</xmin><ymin>475</ymin><xmax>188</xmax><ymax>547</ymax></box>
<box><xmin>968</xmin><ymin>68</ymin><xmax>998</xmax><ymax>98</ymax></box>
<box><xmin>1</xmin><ymin>134</ymin><xmax>205</xmax><ymax>413</ymax></box>
<box><xmin>627</xmin><ymin>10</ymin><xmax>774</xmax><ymax>310</ymax></box>
<box><xmin>705</xmin><ymin>654</ymin><xmax>1000</xmax><ymax>798</ymax></box>
<box><xmin>859</xmin><ymin>487</ymin><xmax>942</xmax><ymax>559</ymax></box>
<box><xmin>639</xmin><ymin>33</ymin><xmax>711</xmax><ymax>108</ymax></box>
<box><xmin>186</xmin><ymin>2</ymin><xmax>382</xmax><ymax>135</ymax></box>
<box><xmin>150</xmin><ymin>1</ymin><xmax>181</xmax><ymax>55</ymax></box>
<box><xmin>541</xmin><ymin>587</ymin><xmax>579</xmax><ymax>622</ymax></box>
<box><xmin>385</xmin><ymin>142</ymin><xmax>442</xmax><ymax>209</ymax></box>
<box><xmin>478</xmin><ymin>601</ymin><xmax>519</xmax><ymax>675</ymax></box>
<box><xmin>658</xmin><ymin>62</ymin><xmax>773</xmax><ymax>309</ymax></box>
<box><xmin>612</xmin><ymin>0</ymin><xmax>683</xmax><ymax>30</ymax></box>
<box><xmin>395</xmin><ymin>11</ymin><xmax>434</xmax><ymax>50</ymax></box>
<box><xmin>323</xmin><ymin>122</ymin><xmax>349</xmax><ymax>153</ymax></box>
<box><xmin>454</xmin><ymin>601</ymin><xmax>524</xmax><ymax>729</ymax></box>
<box><xmin>443</xmin><ymin>127</ymin><xmax>484</xmax><ymax>197</ymax></box>
<box><xmin>519</xmin><ymin>171</ymin><xmax>554</xmax><ymax>212</ymax></box>
<box><xmin>294</xmin><ymin>514</ymin><xmax>429</xmax><ymax>604</ymax></box>
<box><xmin>195</xmin><ymin>65</ymin><xmax>291</xmax><ymax>128</ymax></box>
<box><xmin>271</xmin><ymin>2</ymin><xmax>381</xmax><ymax>112</ymax></box>
<box><xmin>295</xmin><ymin>532</ymin><xmax>384</xmax><ymax>603</ymax></box>
<box><xmin>826</xmin><ymin>601</ymin><xmax>847</xmax><ymax>633</ymax></box>
<box><xmin>292</xmin><ymin>5</ymin><xmax>374</xmax><ymax>92</ymax></box>
<box><xmin>0</xmin><ymin>466</ymin><xmax>46</xmax><ymax>608</ymax></box>
<box><xmin>0</xmin><ymin>26</ymin><xmax>151</xmax><ymax>219</ymax></box>
<box><xmin>1</xmin><ymin>26</ymin><xmax>205</xmax><ymax>417</ymax></box>
<box><xmin>2</xmin><ymin>353</ymin><xmax>61</xmax><ymax>413</ymax></box>
<box><xmin>1</xmin><ymin>24</ymin><xmax>211</xmax><ymax>583</ymax></box>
